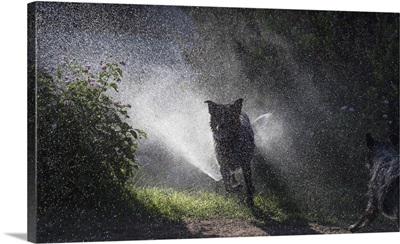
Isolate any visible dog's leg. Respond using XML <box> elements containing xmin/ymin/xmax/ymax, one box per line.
<box><xmin>220</xmin><ymin>167</ymin><xmax>234</xmax><ymax>193</ymax></box>
<box><xmin>242</xmin><ymin>162</ymin><xmax>255</xmax><ymax>206</ymax></box>
<box><xmin>349</xmin><ymin>199</ymin><xmax>379</xmax><ymax>232</ymax></box>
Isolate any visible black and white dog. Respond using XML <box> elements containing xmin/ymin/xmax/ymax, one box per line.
<box><xmin>349</xmin><ymin>133</ymin><xmax>399</xmax><ymax>232</ymax></box>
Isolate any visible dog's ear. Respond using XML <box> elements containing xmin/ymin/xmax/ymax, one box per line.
<box><xmin>366</xmin><ymin>133</ymin><xmax>374</xmax><ymax>150</ymax></box>
<box><xmin>232</xmin><ymin>98</ymin><xmax>243</xmax><ymax>114</ymax></box>
<box><xmin>205</xmin><ymin>100</ymin><xmax>217</xmax><ymax>114</ymax></box>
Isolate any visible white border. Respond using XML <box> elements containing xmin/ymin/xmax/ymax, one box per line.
<box><xmin>1</xmin><ymin>1</ymin><xmax>399</xmax><ymax>244</ymax></box>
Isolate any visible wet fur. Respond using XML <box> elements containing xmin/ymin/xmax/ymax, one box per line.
<box><xmin>205</xmin><ymin>98</ymin><xmax>255</xmax><ymax>205</ymax></box>
<box><xmin>349</xmin><ymin>133</ymin><xmax>399</xmax><ymax>232</ymax></box>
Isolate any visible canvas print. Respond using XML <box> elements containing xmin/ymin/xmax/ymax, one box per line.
<box><xmin>27</xmin><ymin>1</ymin><xmax>399</xmax><ymax>243</ymax></box>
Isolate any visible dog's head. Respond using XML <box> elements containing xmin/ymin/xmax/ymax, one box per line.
<box><xmin>365</xmin><ymin>133</ymin><xmax>399</xmax><ymax>171</ymax></box>
<box><xmin>205</xmin><ymin>98</ymin><xmax>243</xmax><ymax>141</ymax></box>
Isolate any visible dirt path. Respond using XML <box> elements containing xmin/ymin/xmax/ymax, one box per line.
<box><xmin>113</xmin><ymin>218</ymin><xmax>398</xmax><ymax>241</ymax></box>
<box><xmin>184</xmin><ymin>218</ymin><xmax>397</xmax><ymax>238</ymax></box>
<box><xmin>39</xmin><ymin>217</ymin><xmax>398</xmax><ymax>242</ymax></box>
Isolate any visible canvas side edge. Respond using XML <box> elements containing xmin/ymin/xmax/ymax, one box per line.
<box><xmin>27</xmin><ymin>2</ymin><xmax>38</xmax><ymax>243</ymax></box>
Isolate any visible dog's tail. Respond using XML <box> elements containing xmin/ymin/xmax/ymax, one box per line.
<box><xmin>251</xmin><ymin>112</ymin><xmax>274</xmax><ymax>155</ymax></box>
<box><xmin>252</xmin><ymin>113</ymin><xmax>273</xmax><ymax>133</ymax></box>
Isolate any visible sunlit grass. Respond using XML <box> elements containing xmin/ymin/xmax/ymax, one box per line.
<box><xmin>129</xmin><ymin>186</ymin><xmax>293</xmax><ymax>222</ymax></box>
<box><xmin>132</xmin><ymin>187</ymin><xmax>249</xmax><ymax>220</ymax></box>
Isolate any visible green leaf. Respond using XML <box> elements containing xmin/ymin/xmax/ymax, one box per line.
<box><xmin>130</xmin><ymin>130</ymin><xmax>138</xmax><ymax>139</ymax></box>
<box><xmin>116</xmin><ymin>68</ymin><xmax>123</xmax><ymax>77</ymax></box>
<box><xmin>110</xmin><ymin>83</ymin><xmax>119</xmax><ymax>92</ymax></box>
<box><xmin>135</xmin><ymin>129</ymin><xmax>147</xmax><ymax>139</ymax></box>
<box><xmin>99</xmin><ymin>71</ymin><xmax>107</xmax><ymax>79</ymax></box>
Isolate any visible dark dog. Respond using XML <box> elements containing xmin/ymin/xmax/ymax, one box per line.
<box><xmin>205</xmin><ymin>98</ymin><xmax>255</xmax><ymax>205</ymax></box>
<box><xmin>349</xmin><ymin>133</ymin><xmax>399</xmax><ymax>232</ymax></box>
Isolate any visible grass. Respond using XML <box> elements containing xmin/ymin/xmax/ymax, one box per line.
<box><xmin>128</xmin><ymin>186</ymin><xmax>376</xmax><ymax>228</ymax></box>
<box><xmin>129</xmin><ymin>186</ymin><xmax>293</xmax><ymax>222</ymax></box>
<box><xmin>38</xmin><ymin>185</ymin><xmax>396</xmax><ymax>242</ymax></box>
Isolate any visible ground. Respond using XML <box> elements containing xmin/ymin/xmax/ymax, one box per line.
<box><xmin>37</xmin><ymin>216</ymin><xmax>399</xmax><ymax>242</ymax></box>
<box><xmin>186</xmin><ymin>218</ymin><xmax>398</xmax><ymax>237</ymax></box>
<box><xmin>104</xmin><ymin>218</ymin><xmax>399</xmax><ymax>241</ymax></box>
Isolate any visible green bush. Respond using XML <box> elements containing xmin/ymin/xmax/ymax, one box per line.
<box><xmin>35</xmin><ymin>57</ymin><xmax>146</xmax><ymax>216</ymax></box>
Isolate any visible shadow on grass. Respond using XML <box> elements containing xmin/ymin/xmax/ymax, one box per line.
<box><xmin>249</xmin><ymin>205</ymin><xmax>321</xmax><ymax>235</ymax></box>
<box><xmin>36</xmin><ymin>193</ymin><xmax>197</xmax><ymax>243</ymax></box>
